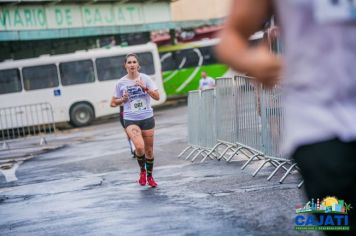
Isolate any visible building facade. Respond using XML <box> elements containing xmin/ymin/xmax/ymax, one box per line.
<box><xmin>0</xmin><ymin>0</ymin><xmax>231</xmax><ymax>61</ymax></box>
<box><xmin>171</xmin><ymin>0</ymin><xmax>231</xmax><ymax>21</ymax></box>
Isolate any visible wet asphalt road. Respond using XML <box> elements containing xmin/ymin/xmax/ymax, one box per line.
<box><xmin>0</xmin><ymin>104</ymin><xmax>322</xmax><ymax>236</ymax></box>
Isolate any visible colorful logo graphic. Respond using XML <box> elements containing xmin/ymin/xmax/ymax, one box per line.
<box><xmin>295</xmin><ymin>197</ymin><xmax>352</xmax><ymax>231</ymax></box>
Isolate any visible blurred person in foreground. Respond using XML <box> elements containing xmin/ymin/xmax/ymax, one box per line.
<box><xmin>199</xmin><ymin>71</ymin><xmax>215</xmax><ymax>90</ymax></box>
<box><xmin>216</xmin><ymin>0</ymin><xmax>356</xmax><ymax>235</ymax></box>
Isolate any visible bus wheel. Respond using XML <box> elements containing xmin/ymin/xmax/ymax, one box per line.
<box><xmin>70</xmin><ymin>103</ymin><xmax>94</xmax><ymax>127</ymax></box>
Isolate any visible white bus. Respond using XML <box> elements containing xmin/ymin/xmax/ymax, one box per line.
<box><xmin>0</xmin><ymin>43</ymin><xmax>167</xmax><ymax>128</ymax></box>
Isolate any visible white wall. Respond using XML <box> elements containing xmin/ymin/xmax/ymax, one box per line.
<box><xmin>171</xmin><ymin>0</ymin><xmax>232</xmax><ymax>21</ymax></box>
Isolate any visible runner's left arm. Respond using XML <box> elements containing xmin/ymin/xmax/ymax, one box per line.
<box><xmin>136</xmin><ymin>76</ymin><xmax>160</xmax><ymax>101</ymax></box>
<box><xmin>146</xmin><ymin>89</ymin><xmax>159</xmax><ymax>101</ymax></box>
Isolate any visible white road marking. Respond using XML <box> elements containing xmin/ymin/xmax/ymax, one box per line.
<box><xmin>0</xmin><ymin>161</ymin><xmax>22</xmax><ymax>182</ymax></box>
<box><xmin>161</xmin><ymin>52</ymin><xmax>188</xmax><ymax>83</ymax></box>
<box><xmin>176</xmin><ymin>48</ymin><xmax>203</xmax><ymax>92</ymax></box>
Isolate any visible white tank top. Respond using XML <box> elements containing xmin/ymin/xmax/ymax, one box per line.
<box><xmin>275</xmin><ymin>0</ymin><xmax>356</xmax><ymax>154</ymax></box>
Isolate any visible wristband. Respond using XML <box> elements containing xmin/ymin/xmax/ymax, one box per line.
<box><xmin>144</xmin><ymin>87</ymin><xmax>149</xmax><ymax>92</ymax></box>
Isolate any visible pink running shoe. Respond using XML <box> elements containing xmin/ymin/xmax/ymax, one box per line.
<box><xmin>138</xmin><ymin>170</ymin><xmax>146</xmax><ymax>186</ymax></box>
<box><xmin>147</xmin><ymin>176</ymin><xmax>157</xmax><ymax>188</ymax></box>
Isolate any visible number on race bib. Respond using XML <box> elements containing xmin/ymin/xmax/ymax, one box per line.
<box><xmin>134</xmin><ymin>101</ymin><xmax>143</xmax><ymax>108</ymax></box>
<box><xmin>130</xmin><ymin>99</ymin><xmax>147</xmax><ymax>112</ymax></box>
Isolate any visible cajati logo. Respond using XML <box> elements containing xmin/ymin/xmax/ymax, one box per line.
<box><xmin>295</xmin><ymin>196</ymin><xmax>352</xmax><ymax>231</ymax></box>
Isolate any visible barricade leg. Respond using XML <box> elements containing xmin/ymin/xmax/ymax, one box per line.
<box><xmin>40</xmin><ymin>136</ymin><xmax>47</xmax><ymax>145</ymax></box>
<box><xmin>241</xmin><ymin>154</ymin><xmax>263</xmax><ymax>170</ymax></box>
<box><xmin>252</xmin><ymin>159</ymin><xmax>271</xmax><ymax>177</ymax></box>
<box><xmin>267</xmin><ymin>161</ymin><xmax>287</xmax><ymax>181</ymax></box>
<box><xmin>205</xmin><ymin>142</ymin><xmax>223</xmax><ymax>159</ymax></box>
<box><xmin>191</xmin><ymin>149</ymin><xmax>205</xmax><ymax>162</ymax></box>
<box><xmin>279</xmin><ymin>163</ymin><xmax>297</xmax><ymax>184</ymax></box>
<box><xmin>200</xmin><ymin>149</ymin><xmax>217</xmax><ymax>163</ymax></box>
<box><xmin>218</xmin><ymin>145</ymin><xmax>236</xmax><ymax>161</ymax></box>
<box><xmin>2</xmin><ymin>141</ymin><xmax>9</xmax><ymax>150</ymax></box>
<box><xmin>226</xmin><ymin>146</ymin><xmax>243</xmax><ymax>162</ymax></box>
<box><xmin>178</xmin><ymin>146</ymin><xmax>193</xmax><ymax>158</ymax></box>
<box><xmin>185</xmin><ymin>147</ymin><xmax>199</xmax><ymax>160</ymax></box>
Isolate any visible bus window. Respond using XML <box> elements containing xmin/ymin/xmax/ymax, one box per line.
<box><xmin>96</xmin><ymin>55</ymin><xmax>126</xmax><ymax>81</ymax></box>
<box><xmin>23</xmin><ymin>64</ymin><xmax>58</xmax><ymax>91</ymax></box>
<box><xmin>0</xmin><ymin>69</ymin><xmax>22</xmax><ymax>94</ymax></box>
<box><xmin>137</xmin><ymin>52</ymin><xmax>155</xmax><ymax>75</ymax></box>
<box><xmin>60</xmin><ymin>60</ymin><xmax>95</xmax><ymax>86</ymax></box>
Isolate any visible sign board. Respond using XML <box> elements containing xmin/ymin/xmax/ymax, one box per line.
<box><xmin>0</xmin><ymin>3</ymin><xmax>171</xmax><ymax>31</ymax></box>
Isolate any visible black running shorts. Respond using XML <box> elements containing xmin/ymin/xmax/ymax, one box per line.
<box><xmin>124</xmin><ymin>116</ymin><xmax>155</xmax><ymax>130</ymax></box>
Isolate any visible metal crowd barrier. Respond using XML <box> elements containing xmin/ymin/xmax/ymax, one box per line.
<box><xmin>0</xmin><ymin>103</ymin><xmax>56</xmax><ymax>148</ymax></box>
<box><xmin>257</xmin><ymin>86</ymin><xmax>301</xmax><ymax>186</ymax></box>
<box><xmin>206</xmin><ymin>77</ymin><xmax>264</xmax><ymax>163</ymax></box>
<box><xmin>179</xmin><ymin>75</ymin><xmax>303</xmax><ymax>187</ymax></box>
<box><xmin>204</xmin><ymin>78</ymin><xmax>239</xmax><ymax>162</ymax></box>
<box><xmin>178</xmin><ymin>89</ymin><xmax>218</xmax><ymax>162</ymax></box>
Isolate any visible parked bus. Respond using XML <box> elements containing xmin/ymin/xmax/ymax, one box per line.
<box><xmin>0</xmin><ymin>43</ymin><xmax>167</xmax><ymax>128</ymax></box>
<box><xmin>158</xmin><ymin>31</ymin><xmax>264</xmax><ymax>98</ymax></box>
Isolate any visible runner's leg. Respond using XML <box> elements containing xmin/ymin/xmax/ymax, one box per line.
<box><xmin>126</xmin><ymin>125</ymin><xmax>147</xmax><ymax>185</ymax></box>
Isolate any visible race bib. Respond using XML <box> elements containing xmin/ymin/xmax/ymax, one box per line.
<box><xmin>314</xmin><ymin>0</ymin><xmax>356</xmax><ymax>23</ymax></box>
<box><xmin>130</xmin><ymin>98</ymin><xmax>147</xmax><ymax>112</ymax></box>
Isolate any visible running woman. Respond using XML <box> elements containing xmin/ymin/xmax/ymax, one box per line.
<box><xmin>110</xmin><ymin>53</ymin><xmax>160</xmax><ymax>187</ymax></box>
